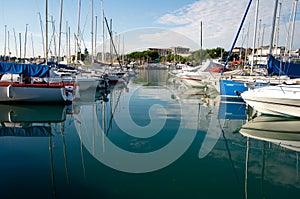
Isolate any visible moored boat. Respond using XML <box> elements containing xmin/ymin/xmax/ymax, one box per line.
<box><xmin>241</xmin><ymin>83</ymin><xmax>300</xmax><ymax>117</ymax></box>
<box><xmin>0</xmin><ymin>62</ymin><xmax>77</xmax><ymax>104</ymax></box>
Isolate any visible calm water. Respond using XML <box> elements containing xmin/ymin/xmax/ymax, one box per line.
<box><xmin>1</xmin><ymin>70</ymin><xmax>300</xmax><ymax>199</ymax></box>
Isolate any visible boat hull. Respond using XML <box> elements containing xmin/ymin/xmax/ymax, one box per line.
<box><xmin>0</xmin><ymin>82</ymin><xmax>75</xmax><ymax>103</ymax></box>
<box><xmin>241</xmin><ymin>84</ymin><xmax>300</xmax><ymax>117</ymax></box>
<box><xmin>220</xmin><ymin>79</ymin><xmax>248</xmax><ymax>100</ymax></box>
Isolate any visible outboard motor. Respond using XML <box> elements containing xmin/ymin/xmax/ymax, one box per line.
<box><xmin>65</xmin><ymin>86</ymin><xmax>73</xmax><ymax>104</ymax></box>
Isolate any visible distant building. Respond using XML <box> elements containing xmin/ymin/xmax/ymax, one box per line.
<box><xmin>170</xmin><ymin>46</ymin><xmax>190</xmax><ymax>56</ymax></box>
<box><xmin>148</xmin><ymin>46</ymin><xmax>191</xmax><ymax>57</ymax></box>
<box><xmin>248</xmin><ymin>46</ymin><xmax>285</xmax><ymax>65</ymax></box>
<box><xmin>148</xmin><ymin>48</ymin><xmax>172</xmax><ymax>57</ymax></box>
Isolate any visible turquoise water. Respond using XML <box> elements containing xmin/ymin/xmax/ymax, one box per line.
<box><xmin>0</xmin><ymin>70</ymin><xmax>300</xmax><ymax>199</ymax></box>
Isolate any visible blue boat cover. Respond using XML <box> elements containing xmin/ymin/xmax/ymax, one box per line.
<box><xmin>47</xmin><ymin>62</ymin><xmax>76</xmax><ymax>70</ymax></box>
<box><xmin>0</xmin><ymin>62</ymin><xmax>50</xmax><ymax>77</ymax></box>
<box><xmin>0</xmin><ymin>126</ymin><xmax>52</xmax><ymax>137</ymax></box>
<box><xmin>267</xmin><ymin>55</ymin><xmax>300</xmax><ymax>78</ymax></box>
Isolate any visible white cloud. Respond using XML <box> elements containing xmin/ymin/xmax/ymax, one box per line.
<box><xmin>119</xmin><ymin>28</ymin><xmax>199</xmax><ymax>53</ymax></box>
<box><xmin>156</xmin><ymin>0</ymin><xmax>300</xmax><ymax>50</ymax></box>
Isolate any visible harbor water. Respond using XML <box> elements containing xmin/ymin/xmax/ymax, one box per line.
<box><xmin>1</xmin><ymin>70</ymin><xmax>300</xmax><ymax>199</ymax></box>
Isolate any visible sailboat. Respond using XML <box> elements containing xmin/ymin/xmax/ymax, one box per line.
<box><xmin>219</xmin><ymin>0</ymin><xmax>299</xmax><ymax>100</ymax></box>
<box><xmin>0</xmin><ymin>62</ymin><xmax>77</xmax><ymax>103</ymax></box>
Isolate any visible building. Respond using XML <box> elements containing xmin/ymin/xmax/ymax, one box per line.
<box><xmin>148</xmin><ymin>48</ymin><xmax>172</xmax><ymax>57</ymax></box>
<box><xmin>148</xmin><ymin>46</ymin><xmax>191</xmax><ymax>57</ymax></box>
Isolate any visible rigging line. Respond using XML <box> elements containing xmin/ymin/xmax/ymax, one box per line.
<box><xmin>104</xmin><ymin>17</ymin><xmax>123</xmax><ymax>70</ymax></box>
<box><xmin>222</xmin><ymin>0</ymin><xmax>253</xmax><ymax>73</ymax></box>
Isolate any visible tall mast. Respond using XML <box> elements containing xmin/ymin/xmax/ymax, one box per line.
<box><xmin>200</xmin><ymin>21</ymin><xmax>202</xmax><ymax>64</ymax></box>
<box><xmin>46</xmin><ymin>0</ymin><xmax>48</xmax><ymax>61</ymax></box>
<box><xmin>76</xmin><ymin>0</ymin><xmax>81</xmax><ymax>62</ymax></box>
<box><xmin>51</xmin><ymin>16</ymin><xmax>57</xmax><ymax>59</ymax></box>
<box><xmin>8</xmin><ymin>30</ymin><xmax>10</xmax><ymax>61</ymax></box>
<box><xmin>269</xmin><ymin>0</ymin><xmax>279</xmax><ymax>55</ymax></box>
<box><xmin>289</xmin><ymin>0</ymin><xmax>298</xmax><ymax>56</ymax></box>
<box><xmin>101</xmin><ymin>0</ymin><xmax>105</xmax><ymax>63</ymax></box>
<box><xmin>95</xmin><ymin>15</ymin><xmax>98</xmax><ymax>62</ymax></box>
<box><xmin>31</xmin><ymin>33</ymin><xmax>35</xmax><ymax>58</ymax></box>
<box><xmin>24</xmin><ymin>24</ymin><xmax>28</xmax><ymax>58</ymax></box>
<box><xmin>38</xmin><ymin>12</ymin><xmax>46</xmax><ymax>59</ymax></box>
<box><xmin>250</xmin><ymin>0</ymin><xmax>259</xmax><ymax>74</ymax></box>
<box><xmin>274</xmin><ymin>3</ymin><xmax>282</xmax><ymax>49</ymax></box>
<box><xmin>91</xmin><ymin>0</ymin><xmax>94</xmax><ymax>64</ymax></box>
<box><xmin>58</xmin><ymin>0</ymin><xmax>63</xmax><ymax>61</ymax></box>
<box><xmin>4</xmin><ymin>25</ymin><xmax>7</xmax><ymax>58</ymax></box>
<box><xmin>66</xmin><ymin>21</ymin><xmax>68</xmax><ymax>62</ymax></box>
<box><xmin>13</xmin><ymin>28</ymin><xmax>18</xmax><ymax>58</ymax></box>
<box><xmin>19</xmin><ymin>33</ymin><xmax>22</xmax><ymax>60</ymax></box>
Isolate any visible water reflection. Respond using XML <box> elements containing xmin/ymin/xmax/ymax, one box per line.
<box><xmin>0</xmin><ymin>104</ymin><xmax>73</xmax><ymax>198</ymax></box>
<box><xmin>240</xmin><ymin>115</ymin><xmax>300</xmax><ymax>152</ymax></box>
<box><xmin>0</xmin><ymin>70</ymin><xmax>300</xmax><ymax>198</ymax></box>
<box><xmin>72</xmin><ymin>75</ymin><xmax>248</xmax><ymax>173</ymax></box>
<box><xmin>239</xmin><ymin>115</ymin><xmax>300</xmax><ymax>198</ymax></box>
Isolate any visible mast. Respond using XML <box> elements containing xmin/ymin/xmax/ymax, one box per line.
<box><xmin>38</xmin><ymin>12</ymin><xmax>46</xmax><ymax>59</ymax></box>
<box><xmin>77</xmin><ymin>0</ymin><xmax>81</xmax><ymax>63</ymax></box>
<box><xmin>8</xmin><ymin>30</ymin><xmax>10</xmax><ymax>61</ymax></box>
<box><xmin>51</xmin><ymin>16</ymin><xmax>57</xmax><ymax>59</ymax></box>
<box><xmin>110</xmin><ymin>18</ymin><xmax>113</xmax><ymax>66</ymax></box>
<box><xmin>104</xmin><ymin>17</ymin><xmax>123</xmax><ymax>70</ymax></box>
<box><xmin>122</xmin><ymin>35</ymin><xmax>124</xmax><ymax>65</ymax></box>
<box><xmin>91</xmin><ymin>0</ymin><xmax>94</xmax><ymax>64</ymax></box>
<box><xmin>95</xmin><ymin>15</ymin><xmax>98</xmax><ymax>62</ymax></box>
<box><xmin>274</xmin><ymin>3</ymin><xmax>282</xmax><ymax>49</ymax></box>
<box><xmin>222</xmin><ymin>0</ymin><xmax>253</xmax><ymax>72</ymax></box>
<box><xmin>24</xmin><ymin>24</ymin><xmax>28</xmax><ymax>59</ymax></box>
<box><xmin>58</xmin><ymin>0</ymin><xmax>63</xmax><ymax>62</ymax></box>
<box><xmin>66</xmin><ymin>21</ymin><xmax>69</xmax><ymax>63</ymax></box>
<box><xmin>250</xmin><ymin>0</ymin><xmax>259</xmax><ymax>74</ymax></box>
<box><xmin>199</xmin><ymin>21</ymin><xmax>203</xmax><ymax>64</ymax></box>
<box><xmin>4</xmin><ymin>25</ymin><xmax>7</xmax><ymax>58</ymax></box>
<box><xmin>19</xmin><ymin>33</ymin><xmax>22</xmax><ymax>60</ymax></box>
<box><xmin>46</xmin><ymin>0</ymin><xmax>48</xmax><ymax>61</ymax></box>
<box><xmin>288</xmin><ymin>0</ymin><xmax>298</xmax><ymax>56</ymax></box>
<box><xmin>13</xmin><ymin>28</ymin><xmax>18</xmax><ymax>58</ymax></box>
<box><xmin>31</xmin><ymin>33</ymin><xmax>35</xmax><ymax>58</ymax></box>
<box><xmin>101</xmin><ymin>0</ymin><xmax>105</xmax><ymax>63</ymax></box>
<box><xmin>268</xmin><ymin>0</ymin><xmax>279</xmax><ymax>55</ymax></box>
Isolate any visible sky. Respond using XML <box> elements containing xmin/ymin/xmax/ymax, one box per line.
<box><xmin>0</xmin><ymin>0</ymin><xmax>299</xmax><ymax>58</ymax></box>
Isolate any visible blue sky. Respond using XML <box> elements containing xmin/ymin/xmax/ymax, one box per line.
<box><xmin>0</xmin><ymin>0</ymin><xmax>299</xmax><ymax>58</ymax></box>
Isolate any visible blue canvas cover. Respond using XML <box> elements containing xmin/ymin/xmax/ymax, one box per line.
<box><xmin>267</xmin><ymin>55</ymin><xmax>300</xmax><ymax>78</ymax></box>
<box><xmin>0</xmin><ymin>126</ymin><xmax>52</xmax><ymax>137</ymax></box>
<box><xmin>0</xmin><ymin>62</ymin><xmax>50</xmax><ymax>77</ymax></box>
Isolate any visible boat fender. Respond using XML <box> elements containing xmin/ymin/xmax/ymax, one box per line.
<box><xmin>65</xmin><ymin>86</ymin><xmax>73</xmax><ymax>102</ymax></box>
<box><xmin>7</xmin><ymin>85</ymin><xmax>14</xmax><ymax>98</ymax></box>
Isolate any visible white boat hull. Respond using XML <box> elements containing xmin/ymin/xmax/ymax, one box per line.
<box><xmin>241</xmin><ymin>84</ymin><xmax>300</xmax><ymax>117</ymax></box>
<box><xmin>0</xmin><ymin>83</ymin><xmax>76</xmax><ymax>103</ymax></box>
